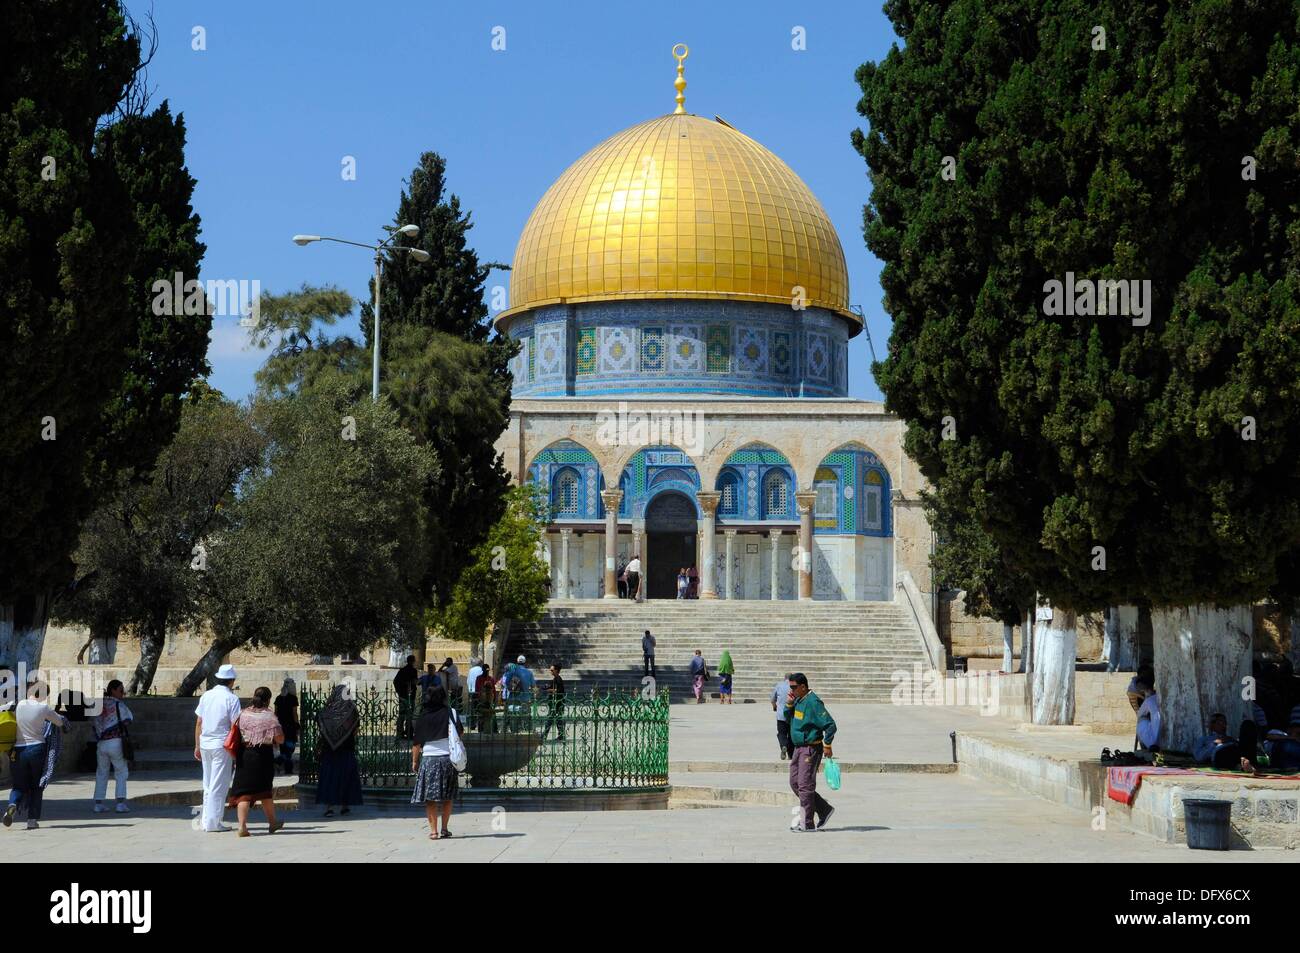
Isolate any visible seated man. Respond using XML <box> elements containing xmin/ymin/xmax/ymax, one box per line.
<box><xmin>1193</xmin><ymin>712</ymin><xmax>1258</xmax><ymax>771</ymax></box>
<box><xmin>1264</xmin><ymin>719</ymin><xmax>1300</xmax><ymax>772</ymax></box>
<box><xmin>1135</xmin><ymin>687</ymin><xmax>1161</xmax><ymax>753</ymax></box>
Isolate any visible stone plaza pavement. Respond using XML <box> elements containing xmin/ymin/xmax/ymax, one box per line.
<box><xmin>10</xmin><ymin>703</ymin><xmax>1292</xmax><ymax>863</ymax></box>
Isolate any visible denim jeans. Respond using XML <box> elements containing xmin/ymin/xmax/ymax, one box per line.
<box><xmin>8</xmin><ymin>743</ymin><xmax>49</xmax><ymax>821</ymax></box>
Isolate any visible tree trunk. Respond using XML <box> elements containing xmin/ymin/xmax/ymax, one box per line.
<box><xmin>1102</xmin><ymin>607</ymin><xmax>1118</xmax><ymax>671</ymax></box>
<box><xmin>1031</xmin><ymin>606</ymin><xmax>1077</xmax><ymax>725</ymax></box>
<box><xmin>1136</xmin><ymin>604</ymin><xmax>1154</xmax><ymax>667</ymax></box>
<box><xmin>1151</xmin><ymin>604</ymin><xmax>1252</xmax><ymax>752</ymax></box>
<box><xmin>176</xmin><ymin>635</ymin><xmax>246</xmax><ymax>697</ymax></box>
<box><xmin>87</xmin><ymin>617</ymin><xmax>119</xmax><ymax>665</ymax></box>
<box><xmin>1001</xmin><ymin>623</ymin><xmax>1014</xmax><ymax>673</ymax></box>
<box><xmin>0</xmin><ymin>593</ymin><xmax>53</xmax><ymax>673</ymax></box>
<box><xmin>128</xmin><ymin>611</ymin><xmax>168</xmax><ymax>695</ymax></box>
<box><xmin>1114</xmin><ymin>605</ymin><xmax>1139</xmax><ymax>671</ymax></box>
<box><xmin>1018</xmin><ymin>607</ymin><xmax>1034</xmax><ymax>674</ymax></box>
<box><xmin>1289</xmin><ymin>612</ymin><xmax>1300</xmax><ymax>672</ymax></box>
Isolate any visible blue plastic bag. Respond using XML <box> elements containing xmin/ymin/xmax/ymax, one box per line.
<box><xmin>823</xmin><ymin>755</ymin><xmax>841</xmax><ymax>791</ymax></box>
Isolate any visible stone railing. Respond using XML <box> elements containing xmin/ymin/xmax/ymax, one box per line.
<box><xmin>895</xmin><ymin>570</ymin><xmax>947</xmax><ymax>672</ymax></box>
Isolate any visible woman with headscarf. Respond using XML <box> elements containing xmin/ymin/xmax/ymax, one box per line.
<box><xmin>410</xmin><ymin>684</ymin><xmax>463</xmax><ymax>839</ymax></box>
<box><xmin>315</xmin><ymin>684</ymin><xmax>363</xmax><ymax>816</ymax></box>
<box><xmin>718</xmin><ymin>650</ymin><xmax>736</xmax><ymax>704</ymax></box>
<box><xmin>273</xmin><ymin>678</ymin><xmax>299</xmax><ymax>775</ymax></box>
<box><xmin>227</xmin><ymin>686</ymin><xmax>286</xmax><ymax>836</ymax></box>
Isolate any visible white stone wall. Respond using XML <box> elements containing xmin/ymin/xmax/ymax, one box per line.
<box><xmin>502</xmin><ymin>396</ymin><xmax>934</xmax><ymax>606</ymax></box>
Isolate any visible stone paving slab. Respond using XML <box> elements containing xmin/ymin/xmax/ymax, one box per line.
<box><xmin>667</xmin><ymin>700</ymin><xmax>1012</xmax><ymax>765</ymax></box>
<box><xmin>13</xmin><ymin>770</ymin><xmax>1288</xmax><ymax>862</ymax></box>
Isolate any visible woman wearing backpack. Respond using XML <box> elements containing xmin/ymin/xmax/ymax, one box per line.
<box><xmin>410</xmin><ymin>684</ymin><xmax>465</xmax><ymax>840</ymax></box>
<box><xmin>92</xmin><ymin>680</ymin><xmax>133</xmax><ymax>814</ymax></box>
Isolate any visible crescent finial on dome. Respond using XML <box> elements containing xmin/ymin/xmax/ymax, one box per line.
<box><xmin>673</xmin><ymin>43</ymin><xmax>689</xmax><ymax>114</ymax></box>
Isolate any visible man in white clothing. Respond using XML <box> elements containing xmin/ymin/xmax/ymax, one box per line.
<box><xmin>193</xmin><ymin>664</ymin><xmax>241</xmax><ymax>832</ymax></box>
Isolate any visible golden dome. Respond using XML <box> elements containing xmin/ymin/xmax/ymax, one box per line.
<box><xmin>498</xmin><ymin>112</ymin><xmax>856</xmax><ymax>327</ymax></box>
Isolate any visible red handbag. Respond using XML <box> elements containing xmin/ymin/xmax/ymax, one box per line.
<box><xmin>222</xmin><ymin>715</ymin><xmax>243</xmax><ymax>756</ymax></box>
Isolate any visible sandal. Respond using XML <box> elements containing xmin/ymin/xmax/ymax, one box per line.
<box><xmin>268</xmin><ymin>821</ymin><xmax>284</xmax><ymax>834</ymax></box>
<box><xmin>440</xmin><ymin>830</ymin><xmax>452</xmax><ymax>838</ymax></box>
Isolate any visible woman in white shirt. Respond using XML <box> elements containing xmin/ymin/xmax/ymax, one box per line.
<box><xmin>409</xmin><ymin>684</ymin><xmax>464</xmax><ymax>840</ymax></box>
<box><xmin>4</xmin><ymin>682</ymin><xmax>67</xmax><ymax>830</ymax></box>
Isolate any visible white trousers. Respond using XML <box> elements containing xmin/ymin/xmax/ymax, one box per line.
<box><xmin>200</xmin><ymin>747</ymin><xmax>234</xmax><ymax>831</ymax></box>
<box><xmin>94</xmin><ymin>738</ymin><xmax>129</xmax><ymax>801</ymax></box>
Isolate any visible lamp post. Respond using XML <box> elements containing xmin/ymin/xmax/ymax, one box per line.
<box><xmin>292</xmin><ymin>225</ymin><xmax>430</xmax><ymax>400</ymax></box>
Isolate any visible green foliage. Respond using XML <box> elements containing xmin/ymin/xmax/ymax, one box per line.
<box><xmin>855</xmin><ymin>0</ymin><xmax>1300</xmax><ymax>612</ymax></box>
<box><xmin>202</xmin><ymin>380</ymin><xmax>437</xmax><ymax>657</ymax></box>
<box><xmin>51</xmin><ymin>391</ymin><xmax>263</xmax><ymax>684</ymax></box>
<box><xmin>432</xmin><ymin>484</ymin><xmax>551</xmax><ymax>644</ymax></box>
<box><xmin>250</xmin><ymin>285</ymin><xmax>359</xmax><ymax>394</ymax></box>
<box><xmin>0</xmin><ymin>1</ymin><xmax>208</xmax><ymax>641</ymax></box>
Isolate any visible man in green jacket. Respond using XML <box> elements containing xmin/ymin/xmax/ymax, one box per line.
<box><xmin>784</xmin><ymin>672</ymin><xmax>836</xmax><ymax>831</ymax></box>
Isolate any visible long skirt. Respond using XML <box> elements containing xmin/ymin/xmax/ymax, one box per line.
<box><xmin>693</xmin><ymin>674</ymin><xmax>704</xmax><ymax>700</ymax></box>
<box><xmin>229</xmin><ymin>744</ymin><xmax>276</xmax><ymax>804</ymax></box>
<box><xmin>411</xmin><ymin>754</ymin><xmax>458</xmax><ymax>803</ymax></box>
<box><xmin>315</xmin><ymin>748</ymin><xmax>364</xmax><ymax>806</ymax></box>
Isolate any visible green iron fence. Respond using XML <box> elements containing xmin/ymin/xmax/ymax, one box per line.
<box><xmin>299</xmin><ymin>684</ymin><xmax>669</xmax><ymax>791</ymax></box>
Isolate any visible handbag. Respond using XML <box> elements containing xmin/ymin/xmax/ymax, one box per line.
<box><xmin>446</xmin><ymin>711</ymin><xmax>467</xmax><ymax>772</ymax></box>
<box><xmin>114</xmin><ymin>701</ymin><xmax>135</xmax><ymax>765</ymax></box>
<box><xmin>222</xmin><ymin>715</ymin><xmax>243</xmax><ymax>756</ymax></box>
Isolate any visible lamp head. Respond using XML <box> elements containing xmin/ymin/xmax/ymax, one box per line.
<box><xmin>397</xmin><ymin>224</ymin><xmax>419</xmax><ymax>237</ymax></box>
<box><xmin>408</xmin><ymin>248</ymin><xmax>431</xmax><ymax>263</ymax></box>
<box><xmin>292</xmin><ymin>234</ymin><xmax>320</xmax><ymax>246</ymax></box>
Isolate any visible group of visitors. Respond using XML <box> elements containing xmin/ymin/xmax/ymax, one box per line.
<box><xmin>1126</xmin><ymin>659</ymin><xmax>1300</xmax><ymax>773</ymax></box>
<box><xmin>616</xmin><ymin>554</ymin><xmax>642</xmax><ymax>600</ymax></box>
<box><xmin>686</xmin><ymin>648</ymin><xmax>735</xmax><ymax>702</ymax></box>
<box><xmin>675</xmin><ymin>566</ymin><xmax>700</xmax><ymax>599</ymax></box>
<box><xmin>394</xmin><ymin>655</ymin><xmax>463</xmax><ymax>739</ymax></box>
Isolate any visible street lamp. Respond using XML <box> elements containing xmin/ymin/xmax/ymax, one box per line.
<box><xmin>292</xmin><ymin>226</ymin><xmax>430</xmax><ymax>400</ymax></box>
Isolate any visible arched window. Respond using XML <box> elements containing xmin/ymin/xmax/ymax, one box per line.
<box><xmin>814</xmin><ymin>466</ymin><xmax>838</xmax><ymax>527</ymax></box>
<box><xmin>763</xmin><ymin>469</ymin><xmax>790</xmax><ymax>520</ymax></box>
<box><xmin>862</xmin><ymin>469</ymin><xmax>885</xmax><ymax>532</ymax></box>
<box><xmin>718</xmin><ymin>470</ymin><xmax>741</xmax><ymax>518</ymax></box>
<box><xmin>618</xmin><ymin>469</ymin><xmax>631</xmax><ymax>517</ymax></box>
<box><xmin>551</xmin><ymin>467</ymin><xmax>580</xmax><ymax>517</ymax></box>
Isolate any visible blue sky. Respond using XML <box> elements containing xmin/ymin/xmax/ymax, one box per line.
<box><xmin>129</xmin><ymin>0</ymin><xmax>898</xmax><ymax>400</ymax></box>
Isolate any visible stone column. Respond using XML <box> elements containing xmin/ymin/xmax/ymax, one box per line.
<box><xmin>600</xmin><ymin>489</ymin><xmax>623</xmax><ymax>599</ymax></box>
<box><xmin>768</xmin><ymin>529</ymin><xmax>782</xmax><ymax>600</ymax></box>
<box><xmin>724</xmin><ymin>529</ymin><xmax>737</xmax><ymax>600</ymax></box>
<box><xmin>632</xmin><ymin>520</ymin><xmax>645</xmax><ymax>602</ymax></box>
<box><xmin>696</xmin><ymin>491</ymin><xmax>721</xmax><ymax>599</ymax></box>
<box><xmin>559</xmin><ymin>527</ymin><xmax>572</xmax><ymax>599</ymax></box>
<box><xmin>795</xmin><ymin>491</ymin><xmax>817</xmax><ymax>601</ymax></box>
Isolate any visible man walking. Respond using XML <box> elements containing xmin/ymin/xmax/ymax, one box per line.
<box><xmin>193</xmin><ymin>664</ymin><xmax>242</xmax><ymax>833</ymax></box>
<box><xmin>393</xmin><ymin>655</ymin><xmax>419</xmax><ymax>739</ymax></box>
<box><xmin>625</xmin><ymin>553</ymin><xmax>642</xmax><ymax>601</ymax></box>
<box><xmin>642</xmin><ymin>629</ymin><xmax>657</xmax><ymax>678</ymax></box>
<box><xmin>771</xmin><ymin>673</ymin><xmax>793</xmax><ymax>760</ymax></box>
<box><xmin>784</xmin><ymin>672</ymin><xmax>836</xmax><ymax>831</ymax></box>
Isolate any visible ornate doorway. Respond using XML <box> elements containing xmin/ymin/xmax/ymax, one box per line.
<box><xmin>645</xmin><ymin>491</ymin><xmax>698</xmax><ymax>599</ymax></box>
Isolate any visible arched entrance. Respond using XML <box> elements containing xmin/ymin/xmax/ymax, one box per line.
<box><xmin>645</xmin><ymin>491</ymin><xmax>698</xmax><ymax>599</ymax></box>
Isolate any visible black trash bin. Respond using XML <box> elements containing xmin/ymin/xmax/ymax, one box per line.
<box><xmin>1183</xmin><ymin>798</ymin><xmax>1232</xmax><ymax>850</ymax></box>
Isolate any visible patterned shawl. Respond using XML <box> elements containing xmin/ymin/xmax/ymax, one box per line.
<box><xmin>39</xmin><ymin>720</ymin><xmax>62</xmax><ymax>788</ymax></box>
<box><xmin>238</xmin><ymin>707</ymin><xmax>281</xmax><ymax>747</ymax></box>
<box><xmin>317</xmin><ymin>685</ymin><xmax>359</xmax><ymax>751</ymax></box>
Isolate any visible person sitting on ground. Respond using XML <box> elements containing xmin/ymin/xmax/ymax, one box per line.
<box><xmin>1264</xmin><ymin>716</ymin><xmax>1300</xmax><ymax>772</ymax></box>
<box><xmin>1135</xmin><ymin>685</ymin><xmax>1161</xmax><ymax>753</ymax></box>
<box><xmin>1192</xmin><ymin>712</ymin><xmax>1258</xmax><ymax>772</ymax></box>
<box><xmin>1126</xmin><ymin>664</ymin><xmax>1155</xmax><ymax>715</ymax></box>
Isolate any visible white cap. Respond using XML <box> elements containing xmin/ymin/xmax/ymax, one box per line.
<box><xmin>516</xmin><ymin>655</ymin><xmax>526</xmax><ymax>664</ymax></box>
<box><xmin>216</xmin><ymin>664</ymin><xmax>237</xmax><ymax>680</ymax></box>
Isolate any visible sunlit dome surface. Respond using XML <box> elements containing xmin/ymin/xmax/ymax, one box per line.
<box><xmin>499</xmin><ymin>112</ymin><xmax>855</xmax><ymax>326</ymax></box>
